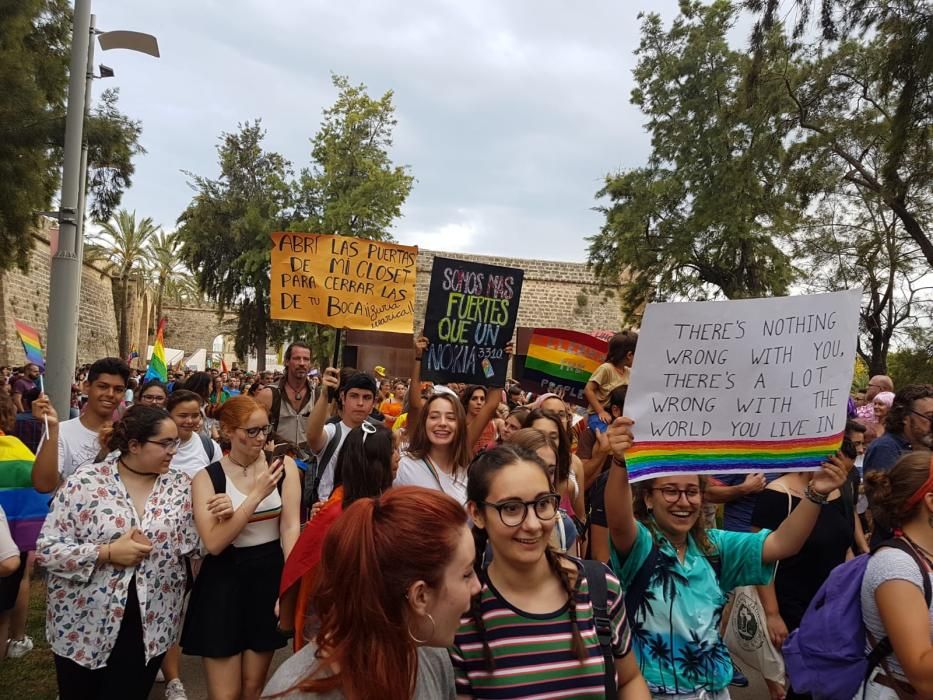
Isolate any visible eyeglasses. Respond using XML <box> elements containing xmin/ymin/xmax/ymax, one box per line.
<box><xmin>361</xmin><ymin>421</ymin><xmax>377</xmax><ymax>443</ymax></box>
<box><xmin>140</xmin><ymin>394</ymin><xmax>166</xmax><ymax>404</ymax></box>
<box><xmin>652</xmin><ymin>486</ymin><xmax>702</xmax><ymax>503</ymax></box>
<box><xmin>239</xmin><ymin>425</ymin><xmax>273</xmax><ymax>439</ymax></box>
<box><xmin>146</xmin><ymin>438</ymin><xmax>182</xmax><ymax>451</ymax></box>
<box><xmin>909</xmin><ymin>409</ymin><xmax>933</xmax><ymax>423</ymax></box>
<box><xmin>480</xmin><ymin>494</ymin><xmax>560</xmax><ymax>527</ymax></box>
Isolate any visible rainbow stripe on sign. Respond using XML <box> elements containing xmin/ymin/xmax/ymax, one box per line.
<box><xmin>521</xmin><ymin>328</ymin><xmax>607</xmax><ymax>405</ymax></box>
<box><xmin>625</xmin><ymin>432</ymin><xmax>845</xmax><ymax>480</ymax></box>
<box><xmin>13</xmin><ymin>320</ymin><xmax>44</xmax><ymax>370</ymax></box>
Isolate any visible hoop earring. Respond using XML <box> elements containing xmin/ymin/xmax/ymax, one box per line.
<box><xmin>407</xmin><ymin>613</ymin><xmax>436</xmax><ymax>644</ymax></box>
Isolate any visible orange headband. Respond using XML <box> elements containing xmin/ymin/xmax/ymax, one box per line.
<box><xmin>902</xmin><ymin>455</ymin><xmax>933</xmax><ymax>514</ymax></box>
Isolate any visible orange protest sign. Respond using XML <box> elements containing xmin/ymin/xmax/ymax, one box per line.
<box><xmin>269</xmin><ymin>232</ymin><xmax>417</xmax><ymax>333</ymax></box>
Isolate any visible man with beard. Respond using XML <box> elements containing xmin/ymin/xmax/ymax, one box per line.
<box><xmin>864</xmin><ymin>384</ymin><xmax>933</xmax><ymax>546</ymax></box>
<box><xmin>11</xmin><ymin>364</ymin><xmax>40</xmax><ymax>414</ymax></box>
<box><xmin>256</xmin><ymin>343</ymin><xmax>318</xmax><ymax>456</ymax></box>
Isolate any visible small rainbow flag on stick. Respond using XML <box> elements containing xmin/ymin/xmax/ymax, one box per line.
<box><xmin>144</xmin><ymin>318</ymin><xmax>168</xmax><ymax>383</ymax></box>
<box><xmin>519</xmin><ymin>328</ymin><xmax>608</xmax><ymax>407</ymax></box>
<box><xmin>14</xmin><ymin>320</ymin><xmax>45</xmax><ymax>370</ymax></box>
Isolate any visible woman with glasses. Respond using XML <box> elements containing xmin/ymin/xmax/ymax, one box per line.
<box><xmin>278</xmin><ymin>422</ymin><xmax>398</xmax><ymax>649</ymax></box>
<box><xmin>37</xmin><ymin>405</ymin><xmax>198</xmax><ymax>699</ymax></box>
<box><xmin>137</xmin><ymin>380</ymin><xmax>168</xmax><ymax>408</ymax></box>
<box><xmin>166</xmin><ymin>389</ymin><xmax>222</xmax><ymax>480</ymax></box>
<box><xmin>453</xmin><ymin>444</ymin><xmax>649</xmax><ymax>698</ymax></box>
<box><xmin>181</xmin><ymin>395</ymin><xmax>301</xmax><ymax>700</ymax></box>
<box><xmin>602</xmin><ymin>418</ymin><xmax>853</xmax><ymax>699</ymax></box>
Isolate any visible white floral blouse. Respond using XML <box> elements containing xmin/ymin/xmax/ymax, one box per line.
<box><xmin>36</xmin><ymin>460</ymin><xmax>199</xmax><ymax>669</ymax></box>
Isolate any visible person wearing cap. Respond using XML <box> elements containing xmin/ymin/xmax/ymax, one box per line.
<box><xmin>305</xmin><ymin>368</ymin><xmax>378</xmax><ymax>503</ymax></box>
<box><xmin>373</xmin><ymin>365</ymin><xmax>387</xmax><ymax>391</ymax></box>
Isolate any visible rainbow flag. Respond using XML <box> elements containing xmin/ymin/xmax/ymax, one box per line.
<box><xmin>519</xmin><ymin>328</ymin><xmax>608</xmax><ymax>406</ymax></box>
<box><xmin>625</xmin><ymin>433</ymin><xmax>845</xmax><ymax>481</ymax></box>
<box><xmin>0</xmin><ymin>435</ymin><xmax>48</xmax><ymax>551</ymax></box>
<box><xmin>144</xmin><ymin>318</ymin><xmax>168</xmax><ymax>383</ymax></box>
<box><xmin>14</xmin><ymin>320</ymin><xmax>44</xmax><ymax>370</ymax></box>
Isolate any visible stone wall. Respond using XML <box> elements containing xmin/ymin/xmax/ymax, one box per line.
<box><xmin>413</xmin><ymin>249</ymin><xmax>627</xmax><ymax>333</ymax></box>
<box><xmin>0</xmin><ymin>223</ymin><xmax>120</xmax><ymax>367</ymax></box>
<box><xmin>0</xmin><ymin>225</ymin><xmax>630</xmax><ymax>368</ymax></box>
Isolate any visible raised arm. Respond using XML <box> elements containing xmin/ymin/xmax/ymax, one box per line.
<box><xmin>30</xmin><ymin>394</ymin><xmax>60</xmax><ymax>493</ymax></box>
<box><xmin>407</xmin><ymin>334</ymin><xmax>428</xmax><ymax>427</ymax></box>
<box><xmin>604</xmin><ymin>417</ymin><xmax>639</xmax><ymax>557</ymax></box>
<box><xmin>305</xmin><ymin>367</ymin><xmax>340</xmax><ymax>453</ymax></box>
<box><xmin>466</xmin><ymin>341</ymin><xmax>514</xmax><ymax>449</ymax></box>
<box><xmin>761</xmin><ymin>453</ymin><xmax>852</xmax><ymax>564</ymax></box>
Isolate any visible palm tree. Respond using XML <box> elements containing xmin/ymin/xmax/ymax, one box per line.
<box><xmin>646</xmin><ymin>633</ymin><xmax>671</xmax><ymax>691</ymax></box>
<box><xmin>651</xmin><ymin>550</ymin><xmax>688</xmax><ymax>693</ymax></box>
<box><xmin>675</xmin><ymin>644</ymin><xmax>704</xmax><ymax>685</ymax></box>
<box><xmin>147</xmin><ymin>230</ymin><xmax>182</xmax><ymax>327</ymax></box>
<box><xmin>87</xmin><ymin>209</ymin><xmax>160</xmax><ymax>358</ymax></box>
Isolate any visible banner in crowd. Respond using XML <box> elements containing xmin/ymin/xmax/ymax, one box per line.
<box><xmin>14</xmin><ymin>320</ymin><xmax>44</xmax><ymax>370</ymax></box>
<box><xmin>519</xmin><ymin>328</ymin><xmax>608</xmax><ymax>407</ymax></box>
<box><xmin>144</xmin><ymin>318</ymin><xmax>168</xmax><ymax>383</ymax></box>
<box><xmin>422</xmin><ymin>256</ymin><xmax>524</xmax><ymax>385</ymax></box>
<box><xmin>624</xmin><ymin>289</ymin><xmax>862</xmax><ymax>482</ymax></box>
<box><xmin>269</xmin><ymin>232</ymin><xmax>417</xmax><ymax>333</ymax></box>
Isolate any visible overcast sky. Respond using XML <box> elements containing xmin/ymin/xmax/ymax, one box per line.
<box><xmin>93</xmin><ymin>0</ymin><xmax>731</xmax><ymax>262</ymax></box>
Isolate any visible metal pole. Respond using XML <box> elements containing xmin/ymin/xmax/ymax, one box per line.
<box><xmin>75</xmin><ymin>15</ymin><xmax>95</xmax><ymax>287</ymax></box>
<box><xmin>46</xmin><ymin>0</ymin><xmax>92</xmax><ymax>418</ymax></box>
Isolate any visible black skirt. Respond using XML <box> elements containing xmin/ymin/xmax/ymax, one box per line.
<box><xmin>181</xmin><ymin>540</ymin><xmax>286</xmax><ymax>657</ymax></box>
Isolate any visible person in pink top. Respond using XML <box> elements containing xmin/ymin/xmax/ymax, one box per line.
<box><xmin>857</xmin><ymin>375</ymin><xmax>894</xmax><ymax>442</ymax></box>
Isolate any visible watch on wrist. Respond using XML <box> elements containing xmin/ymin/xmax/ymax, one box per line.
<box><xmin>804</xmin><ymin>483</ymin><xmax>829</xmax><ymax>505</ymax></box>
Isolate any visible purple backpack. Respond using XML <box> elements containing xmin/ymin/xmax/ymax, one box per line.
<box><xmin>782</xmin><ymin>538</ymin><xmax>931</xmax><ymax>700</ymax></box>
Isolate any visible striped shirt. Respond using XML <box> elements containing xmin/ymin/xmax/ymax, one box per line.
<box><xmin>450</xmin><ymin>557</ymin><xmax>632</xmax><ymax>699</ymax></box>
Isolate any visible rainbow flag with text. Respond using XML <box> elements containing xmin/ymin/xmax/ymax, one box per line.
<box><xmin>520</xmin><ymin>328</ymin><xmax>608</xmax><ymax>406</ymax></box>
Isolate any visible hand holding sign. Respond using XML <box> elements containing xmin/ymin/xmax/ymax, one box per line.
<box><xmin>607</xmin><ymin>416</ymin><xmax>635</xmax><ymax>461</ymax></box>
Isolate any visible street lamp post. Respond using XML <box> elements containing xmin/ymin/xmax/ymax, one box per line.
<box><xmin>45</xmin><ymin>1</ymin><xmax>158</xmax><ymax>417</ymax></box>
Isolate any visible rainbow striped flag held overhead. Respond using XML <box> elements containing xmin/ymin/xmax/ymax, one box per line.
<box><xmin>519</xmin><ymin>328</ymin><xmax>608</xmax><ymax>407</ymax></box>
<box><xmin>14</xmin><ymin>320</ymin><xmax>44</xmax><ymax>370</ymax></box>
<box><xmin>144</xmin><ymin>318</ymin><xmax>168</xmax><ymax>383</ymax></box>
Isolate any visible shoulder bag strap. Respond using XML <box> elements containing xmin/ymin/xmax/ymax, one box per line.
<box><xmin>310</xmin><ymin>423</ymin><xmax>343</xmax><ymax>500</ymax></box>
<box><xmin>624</xmin><ymin>541</ymin><xmax>660</xmax><ymax>621</ymax></box>
<box><xmin>205</xmin><ymin>461</ymin><xmax>226</xmax><ymax>494</ymax></box>
<box><xmin>581</xmin><ymin>559</ymin><xmax>617</xmax><ymax>699</ymax></box>
<box><xmin>421</xmin><ymin>457</ymin><xmax>445</xmax><ymax>491</ymax></box>
<box><xmin>199</xmin><ymin>434</ymin><xmax>216</xmax><ymax>462</ymax></box>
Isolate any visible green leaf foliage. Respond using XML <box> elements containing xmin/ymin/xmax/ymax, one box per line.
<box><xmin>588</xmin><ymin>0</ymin><xmax>797</xmax><ymax>317</ymax></box>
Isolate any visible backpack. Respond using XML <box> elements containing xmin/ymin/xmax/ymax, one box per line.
<box><xmin>782</xmin><ymin>538</ymin><xmax>932</xmax><ymax>700</ymax></box>
<box><xmin>580</xmin><ymin>559</ymin><xmax>617</xmax><ymax>699</ymax></box>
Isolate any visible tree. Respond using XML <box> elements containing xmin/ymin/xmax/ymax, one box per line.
<box><xmin>176</xmin><ymin>121</ymin><xmax>292</xmax><ymax>369</ymax></box>
<box><xmin>747</xmin><ymin>0</ymin><xmax>932</xmax><ymax>267</ymax></box>
<box><xmin>87</xmin><ymin>209</ymin><xmax>160</xmax><ymax>358</ymax></box>
<box><xmin>0</xmin><ymin>1</ymin><xmax>145</xmax><ymax>271</ymax></box>
<box><xmin>588</xmin><ymin>1</ymin><xmax>797</xmax><ymax>317</ymax></box>
<box><xmin>147</xmin><ymin>230</ymin><xmax>182</xmax><ymax>330</ymax></box>
<box><xmin>888</xmin><ymin>329</ymin><xmax>933</xmax><ymax>387</ymax></box>
<box><xmin>791</xmin><ymin>176</ymin><xmax>931</xmax><ymax>375</ymax></box>
<box><xmin>293</xmin><ymin>74</ymin><xmax>414</xmax><ymax>240</ymax></box>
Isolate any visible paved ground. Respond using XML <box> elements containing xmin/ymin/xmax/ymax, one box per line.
<box><xmin>149</xmin><ymin>650</ymin><xmax>770</xmax><ymax>699</ymax></box>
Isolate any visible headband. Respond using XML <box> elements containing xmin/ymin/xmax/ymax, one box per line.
<box><xmin>902</xmin><ymin>454</ymin><xmax>933</xmax><ymax>514</ymax></box>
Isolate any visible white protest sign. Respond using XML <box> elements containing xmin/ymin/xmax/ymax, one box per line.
<box><xmin>624</xmin><ymin>289</ymin><xmax>862</xmax><ymax>482</ymax></box>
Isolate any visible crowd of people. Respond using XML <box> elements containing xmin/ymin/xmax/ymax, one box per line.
<box><xmin>0</xmin><ymin>335</ymin><xmax>932</xmax><ymax>700</ymax></box>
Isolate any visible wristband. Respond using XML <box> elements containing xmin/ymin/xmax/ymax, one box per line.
<box><xmin>804</xmin><ymin>483</ymin><xmax>829</xmax><ymax>505</ymax></box>
<box><xmin>612</xmin><ymin>456</ymin><xmax>627</xmax><ymax>469</ymax></box>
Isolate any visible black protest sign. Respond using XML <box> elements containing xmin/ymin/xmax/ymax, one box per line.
<box><xmin>422</xmin><ymin>257</ymin><xmax>524</xmax><ymax>385</ymax></box>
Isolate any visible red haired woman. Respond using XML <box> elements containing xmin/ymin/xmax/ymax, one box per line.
<box><xmin>181</xmin><ymin>395</ymin><xmax>301</xmax><ymax>700</ymax></box>
<box><xmin>264</xmin><ymin>486</ymin><xmax>480</xmax><ymax>699</ymax></box>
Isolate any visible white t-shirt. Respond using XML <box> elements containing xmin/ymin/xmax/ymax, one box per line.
<box><xmin>56</xmin><ymin>417</ymin><xmax>103</xmax><ymax>482</ymax></box>
<box><xmin>314</xmin><ymin>421</ymin><xmax>353</xmax><ymax>501</ymax></box>
<box><xmin>394</xmin><ymin>453</ymin><xmax>468</xmax><ymax>505</ymax></box>
<box><xmin>861</xmin><ymin>546</ymin><xmax>933</xmax><ymax>681</ymax></box>
<box><xmin>171</xmin><ymin>434</ymin><xmax>221</xmax><ymax>479</ymax></box>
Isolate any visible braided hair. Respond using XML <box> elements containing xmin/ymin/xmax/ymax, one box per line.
<box><xmin>466</xmin><ymin>445</ymin><xmax>586</xmax><ymax>672</ymax></box>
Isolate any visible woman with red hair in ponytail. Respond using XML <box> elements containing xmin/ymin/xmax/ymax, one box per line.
<box><xmin>264</xmin><ymin>486</ymin><xmax>480</xmax><ymax>699</ymax></box>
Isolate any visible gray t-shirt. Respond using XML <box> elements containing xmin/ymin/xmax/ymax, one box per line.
<box><xmin>861</xmin><ymin>547</ymin><xmax>933</xmax><ymax>680</ymax></box>
<box><xmin>263</xmin><ymin>643</ymin><xmax>456</xmax><ymax>699</ymax></box>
